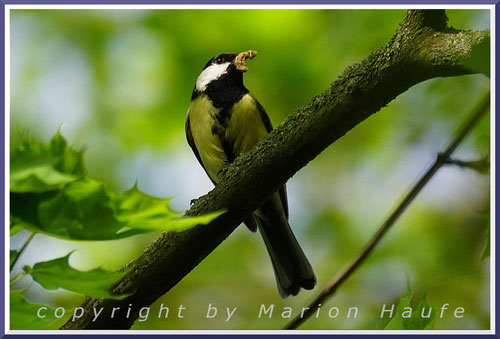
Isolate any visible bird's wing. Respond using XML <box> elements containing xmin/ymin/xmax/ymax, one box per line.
<box><xmin>187</xmin><ymin>106</ymin><xmax>257</xmax><ymax>232</ymax></box>
<box><xmin>252</xmin><ymin>95</ymin><xmax>289</xmax><ymax>219</ymax></box>
<box><xmin>252</xmin><ymin>94</ymin><xmax>273</xmax><ymax>133</ymax></box>
<box><xmin>185</xmin><ymin>109</ymin><xmax>216</xmax><ymax>185</ymax></box>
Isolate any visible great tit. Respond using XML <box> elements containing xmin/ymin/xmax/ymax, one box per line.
<box><xmin>185</xmin><ymin>51</ymin><xmax>316</xmax><ymax>297</ymax></box>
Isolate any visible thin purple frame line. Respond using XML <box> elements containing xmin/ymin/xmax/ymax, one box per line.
<box><xmin>0</xmin><ymin>0</ymin><xmax>4</xmax><ymax>336</ymax></box>
<box><xmin>2</xmin><ymin>0</ymin><xmax>499</xmax><ymax>4</ymax></box>
<box><xmin>495</xmin><ymin>2</ymin><xmax>499</xmax><ymax>337</ymax></box>
<box><xmin>1</xmin><ymin>2</ymin><xmax>495</xmax><ymax>338</ymax></box>
<box><xmin>0</xmin><ymin>336</ymin><xmax>477</xmax><ymax>338</ymax></box>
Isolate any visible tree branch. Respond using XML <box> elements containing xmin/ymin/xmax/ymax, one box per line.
<box><xmin>284</xmin><ymin>91</ymin><xmax>490</xmax><ymax>330</ymax></box>
<box><xmin>61</xmin><ymin>10</ymin><xmax>489</xmax><ymax>330</ymax></box>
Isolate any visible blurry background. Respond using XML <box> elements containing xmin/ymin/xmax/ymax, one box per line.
<box><xmin>10</xmin><ymin>9</ymin><xmax>490</xmax><ymax>330</ymax></box>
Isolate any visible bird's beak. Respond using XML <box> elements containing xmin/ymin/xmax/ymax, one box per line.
<box><xmin>235</xmin><ymin>50</ymin><xmax>258</xmax><ymax>72</ymax></box>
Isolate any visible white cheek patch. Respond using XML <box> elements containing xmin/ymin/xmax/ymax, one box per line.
<box><xmin>196</xmin><ymin>62</ymin><xmax>230</xmax><ymax>92</ymax></box>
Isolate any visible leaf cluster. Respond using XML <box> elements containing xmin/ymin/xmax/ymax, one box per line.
<box><xmin>9</xmin><ymin>130</ymin><xmax>223</xmax><ymax>329</ymax></box>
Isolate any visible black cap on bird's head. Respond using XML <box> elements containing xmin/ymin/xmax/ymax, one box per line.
<box><xmin>194</xmin><ymin>50</ymin><xmax>257</xmax><ymax>94</ymax></box>
<box><xmin>203</xmin><ymin>51</ymin><xmax>257</xmax><ymax>72</ymax></box>
<box><xmin>203</xmin><ymin>53</ymin><xmax>237</xmax><ymax>69</ymax></box>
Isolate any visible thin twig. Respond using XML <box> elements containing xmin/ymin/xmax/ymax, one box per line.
<box><xmin>284</xmin><ymin>92</ymin><xmax>490</xmax><ymax>330</ymax></box>
<box><xmin>445</xmin><ymin>156</ymin><xmax>490</xmax><ymax>174</ymax></box>
<box><xmin>10</xmin><ymin>232</ymin><xmax>35</xmax><ymax>271</ymax></box>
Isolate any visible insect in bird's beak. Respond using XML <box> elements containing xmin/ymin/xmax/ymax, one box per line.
<box><xmin>235</xmin><ymin>50</ymin><xmax>258</xmax><ymax>72</ymax></box>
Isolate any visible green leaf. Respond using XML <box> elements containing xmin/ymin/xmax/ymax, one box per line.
<box><xmin>36</xmin><ymin>178</ymin><xmax>142</xmax><ymax>240</ymax></box>
<box><xmin>10</xmin><ymin>129</ymin><xmax>85</xmax><ymax>193</ymax></box>
<box><xmin>48</xmin><ymin>129</ymin><xmax>87</xmax><ymax>176</ymax></box>
<box><xmin>406</xmin><ymin>292</ymin><xmax>435</xmax><ymax>330</ymax></box>
<box><xmin>384</xmin><ymin>284</ymin><xmax>435</xmax><ymax>330</ymax></box>
<box><xmin>24</xmin><ymin>253</ymin><xmax>131</xmax><ymax>299</ymax></box>
<box><xmin>10</xmin><ymin>131</ymin><xmax>224</xmax><ymax>240</ymax></box>
<box><xmin>384</xmin><ymin>290</ymin><xmax>412</xmax><ymax>330</ymax></box>
<box><xmin>10</xmin><ymin>250</ymin><xmax>20</xmax><ymax>269</ymax></box>
<box><xmin>10</xmin><ymin>164</ymin><xmax>77</xmax><ymax>193</ymax></box>
<box><xmin>10</xmin><ymin>289</ymin><xmax>66</xmax><ymax>330</ymax></box>
<box><xmin>117</xmin><ymin>185</ymin><xmax>225</xmax><ymax>232</ymax></box>
<box><xmin>19</xmin><ymin>178</ymin><xmax>221</xmax><ymax>240</ymax></box>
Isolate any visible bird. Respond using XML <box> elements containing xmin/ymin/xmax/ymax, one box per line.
<box><xmin>185</xmin><ymin>50</ymin><xmax>316</xmax><ymax>298</ymax></box>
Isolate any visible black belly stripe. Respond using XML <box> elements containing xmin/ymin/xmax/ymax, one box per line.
<box><xmin>215</xmin><ymin>107</ymin><xmax>232</xmax><ymax>127</ymax></box>
<box><xmin>195</xmin><ymin>67</ymin><xmax>250</xmax><ymax>167</ymax></box>
<box><xmin>220</xmin><ymin>136</ymin><xmax>236</xmax><ymax>163</ymax></box>
<box><xmin>211</xmin><ymin>117</ymin><xmax>236</xmax><ymax>163</ymax></box>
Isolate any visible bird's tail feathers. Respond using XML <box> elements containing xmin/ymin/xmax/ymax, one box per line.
<box><xmin>257</xmin><ymin>215</ymin><xmax>316</xmax><ymax>298</ymax></box>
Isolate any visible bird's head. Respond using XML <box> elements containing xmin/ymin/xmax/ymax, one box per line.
<box><xmin>195</xmin><ymin>50</ymin><xmax>257</xmax><ymax>93</ymax></box>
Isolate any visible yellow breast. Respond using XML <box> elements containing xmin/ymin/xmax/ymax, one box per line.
<box><xmin>188</xmin><ymin>93</ymin><xmax>269</xmax><ymax>184</ymax></box>
<box><xmin>225</xmin><ymin>94</ymin><xmax>269</xmax><ymax>155</ymax></box>
<box><xmin>188</xmin><ymin>95</ymin><xmax>227</xmax><ymax>183</ymax></box>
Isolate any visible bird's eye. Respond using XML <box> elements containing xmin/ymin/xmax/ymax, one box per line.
<box><xmin>215</xmin><ymin>56</ymin><xmax>223</xmax><ymax>64</ymax></box>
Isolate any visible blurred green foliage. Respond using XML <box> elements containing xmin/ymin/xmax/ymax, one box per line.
<box><xmin>10</xmin><ymin>289</ymin><xmax>67</xmax><ymax>330</ymax></box>
<box><xmin>10</xmin><ymin>131</ymin><xmax>222</xmax><ymax>240</ymax></box>
<box><xmin>9</xmin><ymin>130</ymin><xmax>222</xmax><ymax>329</ymax></box>
<box><xmin>384</xmin><ymin>282</ymin><xmax>435</xmax><ymax>330</ymax></box>
<box><xmin>10</xmin><ymin>129</ymin><xmax>86</xmax><ymax>194</ymax></box>
<box><xmin>9</xmin><ymin>8</ymin><xmax>490</xmax><ymax>330</ymax></box>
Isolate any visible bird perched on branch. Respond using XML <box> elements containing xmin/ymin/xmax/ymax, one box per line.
<box><xmin>185</xmin><ymin>50</ymin><xmax>316</xmax><ymax>297</ymax></box>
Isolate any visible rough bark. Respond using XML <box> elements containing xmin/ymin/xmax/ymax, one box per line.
<box><xmin>61</xmin><ymin>9</ymin><xmax>489</xmax><ymax>330</ymax></box>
